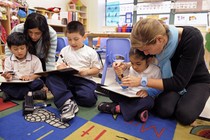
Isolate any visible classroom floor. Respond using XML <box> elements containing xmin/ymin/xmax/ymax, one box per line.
<box><xmin>0</xmin><ymin>56</ymin><xmax>210</xmax><ymax>140</ymax></box>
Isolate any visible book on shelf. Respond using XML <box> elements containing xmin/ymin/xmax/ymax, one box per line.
<box><xmin>67</xmin><ymin>11</ymin><xmax>78</xmax><ymax>22</ymax></box>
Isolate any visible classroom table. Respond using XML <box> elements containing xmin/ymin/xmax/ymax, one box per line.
<box><xmin>85</xmin><ymin>32</ymin><xmax>131</xmax><ymax>47</ymax></box>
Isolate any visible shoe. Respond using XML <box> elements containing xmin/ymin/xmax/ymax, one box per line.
<box><xmin>60</xmin><ymin>99</ymin><xmax>79</xmax><ymax>122</ymax></box>
<box><xmin>138</xmin><ymin>110</ymin><xmax>148</xmax><ymax>123</ymax></box>
<box><xmin>32</xmin><ymin>90</ymin><xmax>47</xmax><ymax>100</ymax></box>
<box><xmin>98</xmin><ymin>102</ymin><xmax>118</xmax><ymax>114</ymax></box>
<box><xmin>2</xmin><ymin>92</ymin><xmax>10</xmax><ymax>102</ymax></box>
<box><xmin>98</xmin><ymin>73</ymin><xmax>102</xmax><ymax>78</ymax></box>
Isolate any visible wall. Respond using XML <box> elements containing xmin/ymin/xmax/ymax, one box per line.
<box><xmin>81</xmin><ymin>0</ymin><xmax>105</xmax><ymax>32</ymax></box>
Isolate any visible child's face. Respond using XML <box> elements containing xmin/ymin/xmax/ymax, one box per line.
<box><xmin>10</xmin><ymin>45</ymin><xmax>27</xmax><ymax>60</ymax></box>
<box><xmin>130</xmin><ymin>55</ymin><xmax>148</xmax><ymax>73</ymax></box>
<box><xmin>66</xmin><ymin>32</ymin><xmax>85</xmax><ymax>50</ymax></box>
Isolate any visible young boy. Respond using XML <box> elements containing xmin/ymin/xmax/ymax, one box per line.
<box><xmin>1</xmin><ymin>32</ymin><xmax>46</xmax><ymax>101</ymax></box>
<box><xmin>98</xmin><ymin>48</ymin><xmax>162</xmax><ymax>122</ymax></box>
<box><xmin>46</xmin><ymin>21</ymin><xmax>101</xmax><ymax>122</ymax></box>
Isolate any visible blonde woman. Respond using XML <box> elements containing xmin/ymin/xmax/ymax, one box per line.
<box><xmin>116</xmin><ymin>18</ymin><xmax>210</xmax><ymax>125</ymax></box>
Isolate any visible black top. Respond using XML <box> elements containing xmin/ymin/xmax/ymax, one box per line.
<box><xmin>163</xmin><ymin>26</ymin><xmax>210</xmax><ymax>92</ymax></box>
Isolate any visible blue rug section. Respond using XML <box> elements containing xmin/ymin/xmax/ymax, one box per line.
<box><xmin>91</xmin><ymin>113</ymin><xmax>177</xmax><ymax>140</ymax></box>
<box><xmin>0</xmin><ymin>107</ymin><xmax>87</xmax><ymax>140</ymax></box>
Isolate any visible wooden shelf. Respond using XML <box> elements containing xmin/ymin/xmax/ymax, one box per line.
<box><xmin>0</xmin><ymin>6</ymin><xmax>11</xmax><ymax>55</ymax></box>
<box><xmin>67</xmin><ymin>0</ymin><xmax>87</xmax><ymax>31</ymax></box>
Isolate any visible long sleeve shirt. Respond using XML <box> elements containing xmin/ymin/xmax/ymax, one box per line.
<box><xmin>163</xmin><ymin>26</ymin><xmax>210</xmax><ymax>91</ymax></box>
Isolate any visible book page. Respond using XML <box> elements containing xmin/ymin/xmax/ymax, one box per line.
<box><xmin>0</xmin><ymin>77</ymin><xmax>32</xmax><ymax>83</ymax></box>
<box><xmin>199</xmin><ymin>96</ymin><xmax>210</xmax><ymax>120</ymax></box>
<box><xmin>102</xmin><ymin>82</ymin><xmax>141</xmax><ymax>98</ymax></box>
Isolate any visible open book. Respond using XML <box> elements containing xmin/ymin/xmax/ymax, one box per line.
<box><xmin>35</xmin><ymin>67</ymin><xmax>79</xmax><ymax>77</ymax></box>
<box><xmin>0</xmin><ymin>77</ymin><xmax>33</xmax><ymax>83</ymax></box>
<box><xmin>101</xmin><ymin>82</ymin><xmax>141</xmax><ymax>98</ymax></box>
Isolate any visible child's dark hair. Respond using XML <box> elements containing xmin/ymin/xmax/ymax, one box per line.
<box><xmin>129</xmin><ymin>47</ymin><xmax>154</xmax><ymax>60</ymax></box>
<box><xmin>7</xmin><ymin>32</ymin><xmax>27</xmax><ymax>48</ymax></box>
<box><xmin>66</xmin><ymin>21</ymin><xmax>85</xmax><ymax>36</ymax></box>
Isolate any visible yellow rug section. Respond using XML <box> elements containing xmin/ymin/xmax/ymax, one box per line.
<box><xmin>65</xmin><ymin>121</ymin><xmax>141</xmax><ymax>140</ymax></box>
<box><xmin>173</xmin><ymin>119</ymin><xmax>210</xmax><ymax>140</ymax></box>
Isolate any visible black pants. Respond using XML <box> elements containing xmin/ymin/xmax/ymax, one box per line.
<box><xmin>109</xmin><ymin>92</ymin><xmax>154</xmax><ymax>121</ymax></box>
<box><xmin>154</xmin><ymin>83</ymin><xmax>210</xmax><ymax>125</ymax></box>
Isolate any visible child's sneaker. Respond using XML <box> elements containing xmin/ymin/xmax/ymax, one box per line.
<box><xmin>60</xmin><ymin>99</ymin><xmax>79</xmax><ymax>122</ymax></box>
<box><xmin>98</xmin><ymin>102</ymin><xmax>118</xmax><ymax>114</ymax></box>
<box><xmin>2</xmin><ymin>92</ymin><xmax>10</xmax><ymax>102</ymax></box>
<box><xmin>32</xmin><ymin>90</ymin><xmax>47</xmax><ymax>100</ymax></box>
<box><xmin>138</xmin><ymin>110</ymin><xmax>148</xmax><ymax>123</ymax></box>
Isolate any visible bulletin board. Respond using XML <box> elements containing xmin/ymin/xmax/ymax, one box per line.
<box><xmin>106</xmin><ymin>0</ymin><xmax>133</xmax><ymax>26</ymax></box>
<box><xmin>106</xmin><ymin>1</ymin><xmax>120</xmax><ymax>26</ymax></box>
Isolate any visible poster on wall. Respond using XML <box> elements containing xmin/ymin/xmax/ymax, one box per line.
<box><xmin>174</xmin><ymin>13</ymin><xmax>208</xmax><ymax>26</ymax></box>
<box><xmin>106</xmin><ymin>1</ymin><xmax>120</xmax><ymax>26</ymax></box>
<box><xmin>137</xmin><ymin>14</ymin><xmax>170</xmax><ymax>24</ymax></box>
<box><xmin>106</xmin><ymin>0</ymin><xmax>133</xmax><ymax>26</ymax></box>
<box><xmin>137</xmin><ymin>1</ymin><xmax>171</xmax><ymax>14</ymax></box>
<box><xmin>174</xmin><ymin>0</ymin><xmax>202</xmax><ymax>13</ymax></box>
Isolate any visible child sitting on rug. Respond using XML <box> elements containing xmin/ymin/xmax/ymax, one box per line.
<box><xmin>1</xmin><ymin>32</ymin><xmax>46</xmax><ymax>102</ymax></box>
<box><xmin>46</xmin><ymin>21</ymin><xmax>101</xmax><ymax>122</ymax></box>
<box><xmin>98</xmin><ymin>48</ymin><xmax>162</xmax><ymax>122</ymax></box>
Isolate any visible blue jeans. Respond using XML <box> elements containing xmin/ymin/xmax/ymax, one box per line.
<box><xmin>46</xmin><ymin>74</ymin><xmax>97</xmax><ymax>109</ymax></box>
<box><xmin>1</xmin><ymin>79</ymin><xmax>44</xmax><ymax>100</ymax></box>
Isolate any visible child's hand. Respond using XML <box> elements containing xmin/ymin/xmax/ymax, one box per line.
<box><xmin>113</xmin><ymin>62</ymin><xmax>127</xmax><ymax>79</ymax></box>
<box><xmin>136</xmin><ymin>90</ymin><xmax>148</xmax><ymax>98</ymax></box>
<box><xmin>20</xmin><ymin>75</ymin><xmax>32</xmax><ymax>81</ymax></box>
<box><xmin>1</xmin><ymin>72</ymin><xmax>13</xmax><ymax>81</ymax></box>
<box><xmin>121</xmin><ymin>75</ymin><xmax>140</xmax><ymax>87</ymax></box>
<box><xmin>57</xmin><ymin>63</ymin><xmax>69</xmax><ymax>70</ymax></box>
<box><xmin>114</xmin><ymin>66</ymin><xmax>124</xmax><ymax>79</ymax></box>
<box><xmin>79</xmin><ymin>68</ymin><xmax>90</xmax><ymax>76</ymax></box>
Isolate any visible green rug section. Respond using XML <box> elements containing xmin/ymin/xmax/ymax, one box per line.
<box><xmin>0</xmin><ymin>92</ymin><xmax>111</xmax><ymax>120</ymax></box>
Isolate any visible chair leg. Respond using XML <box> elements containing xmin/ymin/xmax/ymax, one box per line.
<box><xmin>97</xmin><ymin>52</ymin><xmax>103</xmax><ymax>67</ymax></box>
<box><xmin>101</xmin><ymin>63</ymin><xmax>108</xmax><ymax>85</ymax></box>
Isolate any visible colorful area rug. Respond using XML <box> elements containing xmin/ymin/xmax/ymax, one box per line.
<box><xmin>0</xmin><ymin>98</ymin><xmax>18</xmax><ymax>112</ymax></box>
<box><xmin>0</xmin><ymin>106</ymin><xmax>209</xmax><ymax>140</ymax></box>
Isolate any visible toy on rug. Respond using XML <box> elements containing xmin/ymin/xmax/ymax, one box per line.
<box><xmin>25</xmin><ymin>109</ymin><xmax>70</xmax><ymax>129</ymax></box>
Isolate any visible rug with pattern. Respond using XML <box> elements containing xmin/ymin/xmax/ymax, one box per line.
<box><xmin>0</xmin><ymin>105</ymin><xmax>210</xmax><ymax>140</ymax></box>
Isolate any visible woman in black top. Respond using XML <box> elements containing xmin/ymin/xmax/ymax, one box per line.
<box><xmin>116</xmin><ymin>18</ymin><xmax>210</xmax><ymax>125</ymax></box>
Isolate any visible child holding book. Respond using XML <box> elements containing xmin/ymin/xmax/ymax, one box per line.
<box><xmin>1</xmin><ymin>32</ymin><xmax>46</xmax><ymax>101</ymax></box>
<box><xmin>98</xmin><ymin>48</ymin><xmax>161</xmax><ymax>122</ymax></box>
<box><xmin>46</xmin><ymin>21</ymin><xmax>101</xmax><ymax>122</ymax></box>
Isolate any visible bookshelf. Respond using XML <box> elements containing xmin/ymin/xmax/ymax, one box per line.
<box><xmin>0</xmin><ymin>5</ymin><xmax>11</xmax><ymax>55</ymax></box>
<box><xmin>67</xmin><ymin>0</ymin><xmax>87</xmax><ymax>31</ymax></box>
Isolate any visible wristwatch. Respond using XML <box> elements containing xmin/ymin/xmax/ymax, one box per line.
<box><xmin>141</xmin><ymin>76</ymin><xmax>148</xmax><ymax>87</ymax></box>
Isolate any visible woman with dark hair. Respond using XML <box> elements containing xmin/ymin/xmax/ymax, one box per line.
<box><xmin>5</xmin><ymin>13</ymin><xmax>57</xmax><ymax>71</ymax></box>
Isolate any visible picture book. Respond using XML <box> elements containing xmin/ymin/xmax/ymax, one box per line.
<box><xmin>101</xmin><ymin>82</ymin><xmax>141</xmax><ymax>98</ymax></box>
<box><xmin>0</xmin><ymin>78</ymin><xmax>33</xmax><ymax>83</ymax></box>
<box><xmin>35</xmin><ymin>67</ymin><xmax>79</xmax><ymax>77</ymax></box>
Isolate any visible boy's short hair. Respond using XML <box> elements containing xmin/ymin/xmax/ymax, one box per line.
<box><xmin>7</xmin><ymin>32</ymin><xmax>27</xmax><ymax>48</ymax></box>
<box><xmin>66</xmin><ymin>21</ymin><xmax>85</xmax><ymax>36</ymax></box>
